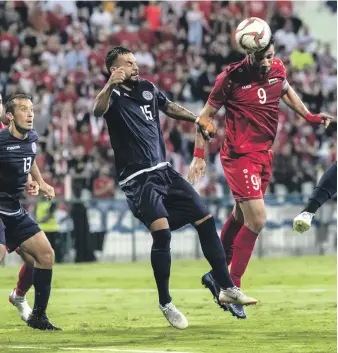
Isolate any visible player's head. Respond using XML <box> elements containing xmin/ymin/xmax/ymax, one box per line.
<box><xmin>249</xmin><ymin>36</ymin><xmax>275</xmax><ymax>75</ymax></box>
<box><xmin>5</xmin><ymin>93</ymin><xmax>34</xmax><ymax>134</ymax></box>
<box><xmin>105</xmin><ymin>46</ymin><xmax>139</xmax><ymax>84</ymax></box>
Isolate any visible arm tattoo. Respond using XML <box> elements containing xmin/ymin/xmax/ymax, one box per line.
<box><xmin>162</xmin><ymin>101</ymin><xmax>198</xmax><ymax>123</ymax></box>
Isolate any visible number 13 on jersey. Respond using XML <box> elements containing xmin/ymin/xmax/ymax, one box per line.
<box><xmin>23</xmin><ymin>157</ymin><xmax>32</xmax><ymax>173</ymax></box>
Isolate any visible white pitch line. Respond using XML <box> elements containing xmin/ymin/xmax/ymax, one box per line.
<box><xmin>0</xmin><ymin>288</ymin><xmax>332</xmax><ymax>293</ymax></box>
<box><xmin>10</xmin><ymin>347</ymin><xmax>194</xmax><ymax>353</ymax></box>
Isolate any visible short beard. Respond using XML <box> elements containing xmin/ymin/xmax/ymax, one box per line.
<box><xmin>124</xmin><ymin>76</ymin><xmax>140</xmax><ymax>88</ymax></box>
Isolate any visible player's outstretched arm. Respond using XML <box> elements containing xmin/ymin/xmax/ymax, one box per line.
<box><xmin>93</xmin><ymin>67</ymin><xmax>126</xmax><ymax>117</ymax></box>
<box><xmin>282</xmin><ymin>82</ymin><xmax>334</xmax><ymax>128</ymax></box>
<box><xmin>161</xmin><ymin>100</ymin><xmax>217</xmax><ymax>137</ymax></box>
<box><xmin>188</xmin><ymin>103</ymin><xmax>219</xmax><ymax>184</ymax></box>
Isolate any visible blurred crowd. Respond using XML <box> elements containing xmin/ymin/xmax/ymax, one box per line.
<box><xmin>0</xmin><ymin>0</ymin><xmax>336</xmax><ymax>201</ymax></box>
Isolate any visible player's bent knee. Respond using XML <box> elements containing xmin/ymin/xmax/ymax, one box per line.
<box><xmin>35</xmin><ymin>247</ymin><xmax>55</xmax><ymax>268</ymax></box>
<box><xmin>194</xmin><ymin>214</ymin><xmax>212</xmax><ymax>226</ymax></box>
<box><xmin>18</xmin><ymin>249</ymin><xmax>35</xmax><ymax>267</ymax></box>
<box><xmin>245</xmin><ymin>216</ymin><xmax>266</xmax><ymax>233</ymax></box>
<box><xmin>151</xmin><ymin>229</ymin><xmax>171</xmax><ymax>252</ymax></box>
<box><xmin>150</xmin><ymin>218</ymin><xmax>170</xmax><ymax>232</ymax></box>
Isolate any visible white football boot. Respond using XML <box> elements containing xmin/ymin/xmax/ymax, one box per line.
<box><xmin>159</xmin><ymin>302</ymin><xmax>188</xmax><ymax>330</ymax></box>
<box><xmin>293</xmin><ymin>212</ymin><xmax>315</xmax><ymax>234</ymax></box>
<box><xmin>9</xmin><ymin>289</ymin><xmax>32</xmax><ymax>322</ymax></box>
<box><xmin>219</xmin><ymin>287</ymin><xmax>257</xmax><ymax>306</ymax></box>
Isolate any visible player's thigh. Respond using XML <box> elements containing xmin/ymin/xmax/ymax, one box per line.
<box><xmin>20</xmin><ymin>231</ymin><xmax>54</xmax><ymax>268</ymax></box>
<box><xmin>16</xmin><ymin>247</ymin><xmax>35</xmax><ymax>267</ymax></box>
<box><xmin>221</xmin><ymin>152</ymin><xmax>264</xmax><ymax>201</ymax></box>
<box><xmin>121</xmin><ymin>169</ymin><xmax>170</xmax><ymax>230</ymax></box>
<box><xmin>318</xmin><ymin>162</ymin><xmax>337</xmax><ymax>196</ymax></box>
<box><xmin>164</xmin><ymin>168</ymin><xmax>210</xmax><ymax>230</ymax></box>
<box><xmin>233</xmin><ymin>202</ymin><xmax>244</xmax><ymax>223</ymax></box>
<box><xmin>261</xmin><ymin>150</ymin><xmax>274</xmax><ymax>195</ymax></box>
<box><xmin>0</xmin><ymin>244</ymin><xmax>6</xmax><ymax>263</ymax></box>
<box><xmin>0</xmin><ymin>217</ymin><xmax>5</xmax><ymax>248</ymax></box>
<box><xmin>238</xmin><ymin>198</ymin><xmax>267</xmax><ymax>232</ymax></box>
<box><xmin>4</xmin><ymin>208</ymin><xmax>42</xmax><ymax>253</ymax></box>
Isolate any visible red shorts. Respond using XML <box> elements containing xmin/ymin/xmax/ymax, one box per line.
<box><xmin>220</xmin><ymin>149</ymin><xmax>274</xmax><ymax>201</ymax></box>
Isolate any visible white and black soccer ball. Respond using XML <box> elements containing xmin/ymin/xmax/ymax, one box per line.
<box><xmin>235</xmin><ymin>17</ymin><xmax>272</xmax><ymax>53</ymax></box>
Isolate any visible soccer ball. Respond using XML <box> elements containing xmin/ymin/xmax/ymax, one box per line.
<box><xmin>235</xmin><ymin>17</ymin><xmax>272</xmax><ymax>53</ymax></box>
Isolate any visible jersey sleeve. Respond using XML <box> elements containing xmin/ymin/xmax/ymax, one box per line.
<box><xmin>207</xmin><ymin>71</ymin><xmax>228</xmax><ymax>110</ymax></box>
<box><xmin>30</xmin><ymin>130</ymin><xmax>39</xmax><ymax>142</ymax></box>
<box><xmin>154</xmin><ymin>86</ymin><xmax>169</xmax><ymax>110</ymax></box>
<box><xmin>274</xmin><ymin>58</ymin><xmax>287</xmax><ymax>90</ymax></box>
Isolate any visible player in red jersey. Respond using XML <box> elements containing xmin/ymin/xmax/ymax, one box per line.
<box><xmin>188</xmin><ymin>36</ymin><xmax>334</xmax><ymax>319</ymax></box>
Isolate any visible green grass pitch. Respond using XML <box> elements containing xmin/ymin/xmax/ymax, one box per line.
<box><xmin>0</xmin><ymin>256</ymin><xmax>336</xmax><ymax>353</ymax></box>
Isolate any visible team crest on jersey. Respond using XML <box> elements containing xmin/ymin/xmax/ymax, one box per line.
<box><xmin>268</xmin><ymin>78</ymin><xmax>278</xmax><ymax>85</ymax></box>
<box><xmin>142</xmin><ymin>91</ymin><xmax>153</xmax><ymax>100</ymax></box>
<box><xmin>32</xmin><ymin>142</ymin><xmax>37</xmax><ymax>154</ymax></box>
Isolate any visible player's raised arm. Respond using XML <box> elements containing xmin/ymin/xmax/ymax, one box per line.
<box><xmin>188</xmin><ymin>103</ymin><xmax>220</xmax><ymax>184</ymax></box>
<box><xmin>161</xmin><ymin>100</ymin><xmax>217</xmax><ymax>137</ymax></box>
<box><xmin>281</xmin><ymin>82</ymin><xmax>334</xmax><ymax>128</ymax></box>
<box><xmin>93</xmin><ymin>67</ymin><xmax>126</xmax><ymax>117</ymax></box>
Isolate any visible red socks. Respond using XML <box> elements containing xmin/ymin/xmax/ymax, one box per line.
<box><xmin>230</xmin><ymin>225</ymin><xmax>258</xmax><ymax>288</ymax></box>
<box><xmin>220</xmin><ymin>213</ymin><xmax>243</xmax><ymax>265</ymax></box>
<box><xmin>16</xmin><ymin>264</ymin><xmax>33</xmax><ymax>297</ymax></box>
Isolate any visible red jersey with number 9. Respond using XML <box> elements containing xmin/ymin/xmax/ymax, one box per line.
<box><xmin>208</xmin><ymin>57</ymin><xmax>287</xmax><ymax>155</ymax></box>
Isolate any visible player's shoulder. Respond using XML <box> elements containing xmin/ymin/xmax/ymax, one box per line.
<box><xmin>27</xmin><ymin>129</ymin><xmax>38</xmax><ymax>142</ymax></box>
<box><xmin>138</xmin><ymin>78</ymin><xmax>157</xmax><ymax>92</ymax></box>
<box><xmin>219</xmin><ymin>58</ymin><xmax>248</xmax><ymax>83</ymax></box>
<box><xmin>0</xmin><ymin>127</ymin><xmax>10</xmax><ymax>142</ymax></box>
<box><xmin>271</xmin><ymin>58</ymin><xmax>287</xmax><ymax>76</ymax></box>
<box><xmin>218</xmin><ymin>60</ymin><xmax>244</xmax><ymax>79</ymax></box>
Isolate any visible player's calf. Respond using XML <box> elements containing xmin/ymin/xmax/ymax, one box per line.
<box><xmin>194</xmin><ymin>216</ymin><xmax>235</xmax><ymax>289</ymax></box>
<box><xmin>20</xmin><ymin>231</ymin><xmax>60</xmax><ymax>330</ymax></box>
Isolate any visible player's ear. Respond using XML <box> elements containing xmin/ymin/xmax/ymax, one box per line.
<box><xmin>109</xmin><ymin>66</ymin><xmax>116</xmax><ymax>74</ymax></box>
<box><xmin>5</xmin><ymin>112</ymin><xmax>13</xmax><ymax>124</ymax></box>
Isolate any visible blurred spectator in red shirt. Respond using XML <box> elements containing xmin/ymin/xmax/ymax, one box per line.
<box><xmin>144</xmin><ymin>1</ymin><xmax>161</xmax><ymax>31</ymax></box>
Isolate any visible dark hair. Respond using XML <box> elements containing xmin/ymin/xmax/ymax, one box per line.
<box><xmin>5</xmin><ymin>94</ymin><xmax>32</xmax><ymax>115</ymax></box>
<box><xmin>105</xmin><ymin>46</ymin><xmax>131</xmax><ymax>72</ymax></box>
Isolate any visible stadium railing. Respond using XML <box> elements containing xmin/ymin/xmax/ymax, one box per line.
<box><xmin>3</xmin><ymin>196</ymin><xmax>336</xmax><ymax>266</ymax></box>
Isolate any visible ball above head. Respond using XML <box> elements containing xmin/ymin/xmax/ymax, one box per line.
<box><xmin>235</xmin><ymin>17</ymin><xmax>272</xmax><ymax>53</ymax></box>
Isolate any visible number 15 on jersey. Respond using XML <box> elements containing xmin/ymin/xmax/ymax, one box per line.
<box><xmin>140</xmin><ymin>105</ymin><xmax>154</xmax><ymax>121</ymax></box>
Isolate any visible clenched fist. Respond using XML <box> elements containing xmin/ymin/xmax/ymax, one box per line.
<box><xmin>108</xmin><ymin>67</ymin><xmax>126</xmax><ymax>86</ymax></box>
<box><xmin>196</xmin><ymin>116</ymin><xmax>217</xmax><ymax>137</ymax></box>
<box><xmin>319</xmin><ymin>112</ymin><xmax>334</xmax><ymax>129</ymax></box>
<box><xmin>26</xmin><ymin>180</ymin><xmax>40</xmax><ymax>196</ymax></box>
<box><xmin>40</xmin><ymin>182</ymin><xmax>55</xmax><ymax>201</ymax></box>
